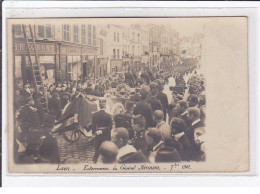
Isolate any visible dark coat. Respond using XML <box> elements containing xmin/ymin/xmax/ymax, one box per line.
<box><xmin>131</xmin><ymin>130</ymin><xmax>149</xmax><ymax>157</ymax></box>
<box><xmin>92</xmin><ymin>110</ymin><xmax>112</xmax><ymax>139</ymax></box>
<box><xmin>133</xmin><ymin>101</ymin><xmax>155</xmax><ymax>128</ymax></box>
<box><xmin>19</xmin><ymin>105</ymin><xmax>41</xmax><ymax>130</ymax></box>
<box><xmin>156</xmin><ymin>92</ymin><xmax>168</xmax><ymax>111</ymax></box>
<box><xmin>147</xmin><ymin>96</ymin><xmax>163</xmax><ymax>112</ymax></box>
<box><xmin>48</xmin><ymin>96</ymin><xmax>62</xmax><ymax>120</ymax></box>
<box><xmin>34</xmin><ymin>101</ymin><xmax>45</xmax><ymax>125</ymax></box>
<box><xmin>125</xmin><ymin>72</ymin><xmax>135</xmax><ymax>86</ymax></box>
<box><xmin>141</xmin><ymin>72</ymin><xmax>150</xmax><ymax>84</ymax></box>
<box><xmin>114</xmin><ymin>113</ymin><xmax>134</xmax><ymax>139</ymax></box>
<box><xmin>165</xmin><ymin>135</ymin><xmax>192</xmax><ymax>161</ymax></box>
<box><xmin>155</xmin><ymin>146</ymin><xmax>181</xmax><ymax>163</ymax></box>
<box><xmin>118</xmin><ymin>150</ymin><xmax>149</xmax><ymax>163</ymax></box>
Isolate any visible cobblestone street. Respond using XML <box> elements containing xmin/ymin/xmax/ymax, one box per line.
<box><xmin>54</xmin><ymin>134</ymin><xmax>96</xmax><ymax>163</ymax></box>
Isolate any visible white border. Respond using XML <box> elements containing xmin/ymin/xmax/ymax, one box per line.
<box><xmin>2</xmin><ymin>1</ymin><xmax>259</xmax><ymax>187</ymax></box>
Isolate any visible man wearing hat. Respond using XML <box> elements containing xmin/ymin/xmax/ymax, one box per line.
<box><xmin>92</xmin><ymin>99</ymin><xmax>112</xmax><ymax>163</ymax></box>
<box><xmin>18</xmin><ymin>96</ymin><xmax>41</xmax><ymax>142</ymax></box>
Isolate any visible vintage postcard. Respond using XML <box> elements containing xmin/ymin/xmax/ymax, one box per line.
<box><xmin>6</xmin><ymin>17</ymin><xmax>249</xmax><ymax>174</ymax></box>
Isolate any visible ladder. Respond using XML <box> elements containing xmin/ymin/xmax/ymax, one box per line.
<box><xmin>22</xmin><ymin>24</ymin><xmax>48</xmax><ymax>113</ymax></box>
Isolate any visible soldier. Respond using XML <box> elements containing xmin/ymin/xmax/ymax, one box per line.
<box><xmin>92</xmin><ymin>99</ymin><xmax>113</xmax><ymax>163</ymax></box>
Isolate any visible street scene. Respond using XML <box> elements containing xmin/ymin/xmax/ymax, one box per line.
<box><xmin>12</xmin><ymin>20</ymin><xmax>206</xmax><ymax>164</ymax></box>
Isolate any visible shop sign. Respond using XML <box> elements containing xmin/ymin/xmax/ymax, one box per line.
<box><xmin>15</xmin><ymin>41</ymin><xmax>56</xmax><ymax>55</ymax></box>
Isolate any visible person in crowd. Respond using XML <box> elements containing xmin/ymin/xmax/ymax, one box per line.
<box><xmin>193</xmin><ymin>127</ymin><xmax>206</xmax><ymax>161</ymax></box>
<box><xmin>112</xmin><ymin>127</ymin><xmax>136</xmax><ymax>160</ymax></box>
<box><xmin>91</xmin><ymin>85</ymin><xmax>102</xmax><ymax>97</ymax></box>
<box><xmin>154</xmin><ymin>110</ymin><xmax>171</xmax><ymax>141</ymax></box>
<box><xmin>133</xmin><ymin>88</ymin><xmax>155</xmax><ymax>128</ymax></box>
<box><xmin>99</xmin><ymin>141</ymin><xmax>118</xmax><ymax>164</ymax></box>
<box><xmin>55</xmin><ymin>83</ymin><xmax>63</xmax><ymax>93</ymax></box>
<box><xmin>145</xmin><ymin>128</ymin><xmax>164</xmax><ymax>162</ymax></box>
<box><xmin>188</xmin><ymin>94</ymin><xmax>199</xmax><ymax>108</ymax></box>
<box><xmin>14</xmin><ymin>89</ymin><xmax>25</xmax><ymax>110</ymax></box>
<box><xmin>112</xmin><ymin>127</ymin><xmax>148</xmax><ymax>163</ymax></box>
<box><xmin>18</xmin><ymin>96</ymin><xmax>41</xmax><ymax>142</ymax></box>
<box><xmin>156</xmin><ymin>85</ymin><xmax>168</xmax><ymax>121</ymax></box>
<box><xmin>174</xmin><ymin>107</ymin><xmax>204</xmax><ymax>149</ymax></box>
<box><xmin>167</xmin><ymin>117</ymin><xmax>192</xmax><ymax>161</ymax></box>
<box><xmin>140</xmin><ymin>71</ymin><xmax>150</xmax><ymax>85</ymax></box>
<box><xmin>33</xmin><ymin>93</ymin><xmax>45</xmax><ymax>126</ymax></box>
<box><xmin>114</xmin><ymin>100</ymin><xmax>135</xmax><ymax>140</ymax></box>
<box><xmin>147</xmin><ymin>83</ymin><xmax>163</xmax><ymax>112</ymax></box>
<box><xmin>170</xmin><ymin>100</ymin><xmax>190</xmax><ymax>126</ymax></box>
<box><xmin>145</xmin><ymin>127</ymin><xmax>180</xmax><ymax>163</ymax></box>
<box><xmin>125</xmin><ymin>68</ymin><xmax>135</xmax><ymax>87</ymax></box>
<box><xmin>131</xmin><ymin>114</ymin><xmax>149</xmax><ymax>157</ymax></box>
<box><xmin>48</xmin><ymin>92</ymin><xmax>62</xmax><ymax>121</ymax></box>
<box><xmin>92</xmin><ymin>99</ymin><xmax>113</xmax><ymax>163</ymax></box>
<box><xmin>38</xmin><ymin>132</ymin><xmax>60</xmax><ymax>163</ymax></box>
<box><xmin>198</xmin><ymin>94</ymin><xmax>206</xmax><ymax>108</ymax></box>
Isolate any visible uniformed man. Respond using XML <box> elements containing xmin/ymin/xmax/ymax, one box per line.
<box><xmin>92</xmin><ymin>99</ymin><xmax>113</xmax><ymax>163</ymax></box>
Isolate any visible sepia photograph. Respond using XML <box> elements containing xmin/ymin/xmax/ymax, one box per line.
<box><xmin>6</xmin><ymin>17</ymin><xmax>249</xmax><ymax>173</ymax></box>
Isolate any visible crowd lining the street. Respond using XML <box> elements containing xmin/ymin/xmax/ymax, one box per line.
<box><xmin>14</xmin><ymin>60</ymin><xmax>206</xmax><ymax>164</ymax></box>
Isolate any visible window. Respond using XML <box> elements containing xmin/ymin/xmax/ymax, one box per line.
<box><xmin>138</xmin><ymin>34</ymin><xmax>140</xmax><ymax>43</ymax></box>
<box><xmin>93</xmin><ymin>26</ymin><xmax>96</xmax><ymax>46</ymax></box>
<box><xmin>63</xmin><ymin>24</ymin><xmax>70</xmax><ymax>41</ymax></box>
<box><xmin>113</xmin><ymin>49</ymin><xmax>116</xmax><ymax>59</ymax></box>
<box><xmin>73</xmin><ymin>25</ymin><xmax>79</xmax><ymax>43</ymax></box>
<box><xmin>114</xmin><ymin>32</ymin><xmax>116</xmax><ymax>42</ymax></box>
<box><xmin>132</xmin><ymin>32</ymin><xmax>135</xmax><ymax>42</ymax></box>
<box><xmin>82</xmin><ymin>25</ymin><xmax>86</xmax><ymax>44</ymax></box>
<box><xmin>14</xmin><ymin>25</ymin><xmax>22</xmax><ymax>36</ymax></box>
<box><xmin>45</xmin><ymin>25</ymin><xmax>53</xmax><ymax>39</ymax></box>
<box><xmin>132</xmin><ymin>46</ymin><xmax>135</xmax><ymax>56</ymax></box>
<box><xmin>38</xmin><ymin>25</ymin><xmax>45</xmax><ymax>38</ymax></box>
<box><xmin>117</xmin><ymin>33</ymin><xmax>119</xmax><ymax>42</ymax></box>
<box><xmin>100</xmin><ymin>39</ymin><xmax>103</xmax><ymax>55</ymax></box>
<box><xmin>117</xmin><ymin>49</ymin><xmax>119</xmax><ymax>59</ymax></box>
<box><xmin>88</xmin><ymin>25</ymin><xmax>92</xmax><ymax>45</ymax></box>
<box><xmin>38</xmin><ymin>25</ymin><xmax>54</xmax><ymax>39</ymax></box>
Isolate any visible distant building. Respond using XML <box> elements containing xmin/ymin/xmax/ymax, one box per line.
<box><xmin>13</xmin><ymin>23</ymin><xmax>99</xmax><ymax>85</ymax></box>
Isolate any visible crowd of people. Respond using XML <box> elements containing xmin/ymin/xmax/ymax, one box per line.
<box><xmin>14</xmin><ymin>60</ymin><xmax>206</xmax><ymax>164</ymax></box>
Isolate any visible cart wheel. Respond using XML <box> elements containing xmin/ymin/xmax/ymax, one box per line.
<box><xmin>62</xmin><ymin>128</ymin><xmax>81</xmax><ymax>143</ymax></box>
